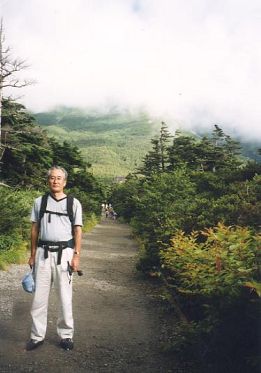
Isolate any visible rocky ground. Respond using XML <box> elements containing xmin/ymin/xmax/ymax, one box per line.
<box><xmin>0</xmin><ymin>218</ymin><xmax>196</xmax><ymax>373</ymax></box>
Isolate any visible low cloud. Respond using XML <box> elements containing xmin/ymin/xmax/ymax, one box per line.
<box><xmin>1</xmin><ymin>0</ymin><xmax>261</xmax><ymax>140</ymax></box>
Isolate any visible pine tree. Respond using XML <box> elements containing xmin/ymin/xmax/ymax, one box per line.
<box><xmin>1</xmin><ymin>98</ymin><xmax>53</xmax><ymax>186</ymax></box>
<box><xmin>139</xmin><ymin>138</ymin><xmax>161</xmax><ymax>176</ymax></box>
<box><xmin>138</xmin><ymin>122</ymin><xmax>172</xmax><ymax>176</ymax></box>
<box><xmin>167</xmin><ymin>132</ymin><xmax>199</xmax><ymax>171</ymax></box>
<box><xmin>159</xmin><ymin>121</ymin><xmax>172</xmax><ymax>171</ymax></box>
<box><xmin>0</xmin><ymin>19</ymin><xmax>33</xmax><ymax>160</ymax></box>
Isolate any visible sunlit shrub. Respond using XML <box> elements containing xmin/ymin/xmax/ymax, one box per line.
<box><xmin>161</xmin><ymin>223</ymin><xmax>260</xmax><ymax>299</ymax></box>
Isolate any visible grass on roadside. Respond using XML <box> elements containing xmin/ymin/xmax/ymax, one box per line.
<box><xmin>0</xmin><ymin>241</ymin><xmax>28</xmax><ymax>270</ymax></box>
<box><xmin>82</xmin><ymin>213</ymin><xmax>99</xmax><ymax>233</ymax></box>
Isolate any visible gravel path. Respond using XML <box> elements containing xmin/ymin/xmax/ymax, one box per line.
<box><xmin>0</xmin><ymin>218</ymin><xmax>187</xmax><ymax>373</ymax></box>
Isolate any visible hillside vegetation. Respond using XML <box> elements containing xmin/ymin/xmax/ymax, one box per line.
<box><xmin>35</xmin><ymin>107</ymin><xmax>261</xmax><ymax>184</ymax></box>
<box><xmin>110</xmin><ymin>123</ymin><xmax>261</xmax><ymax>373</ymax></box>
<box><xmin>35</xmin><ymin>107</ymin><xmax>159</xmax><ymax>181</ymax></box>
<box><xmin>0</xmin><ymin>99</ymin><xmax>104</xmax><ymax>268</ymax></box>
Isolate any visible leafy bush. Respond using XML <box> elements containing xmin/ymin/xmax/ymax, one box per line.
<box><xmin>0</xmin><ymin>187</ymin><xmax>37</xmax><ymax>237</ymax></box>
<box><xmin>0</xmin><ymin>187</ymin><xmax>38</xmax><ymax>268</ymax></box>
<box><xmin>160</xmin><ymin>224</ymin><xmax>261</xmax><ymax>372</ymax></box>
<box><xmin>161</xmin><ymin>223</ymin><xmax>260</xmax><ymax>299</ymax></box>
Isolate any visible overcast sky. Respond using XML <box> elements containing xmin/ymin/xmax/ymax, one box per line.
<box><xmin>1</xmin><ymin>0</ymin><xmax>260</xmax><ymax>139</ymax></box>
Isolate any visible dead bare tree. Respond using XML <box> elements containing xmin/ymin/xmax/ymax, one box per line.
<box><xmin>0</xmin><ymin>18</ymin><xmax>33</xmax><ymax>159</ymax></box>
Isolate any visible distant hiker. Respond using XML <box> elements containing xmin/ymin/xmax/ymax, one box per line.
<box><xmin>108</xmin><ymin>206</ymin><xmax>114</xmax><ymax>217</ymax></box>
<box><xmin>105</xmin><ymin>206</ymin><xmax>117</xmax><ymax>220</ymax></box>
<box><xmin>112</xmin><ymin>210</ymin><xmax>117</xmax><ymax>220</ymax></box>
<box><xmin>26</xmin><ymin>166</ymin><xmax>83</xmax><ymax>351</ymax></box>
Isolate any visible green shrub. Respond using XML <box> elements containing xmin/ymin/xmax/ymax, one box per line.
<box><xmin>161</xmin><ymin>223</ymin><xmax>260</xmax><ymax>300</ymax></box>
<box><xmin>82</xmin><ymin>213</ymin><xmax>99</xmax><ymax>232</ymax></box>
<box><xmin>0</xmin><ymin>187</ymin><xmax>37</xmax><ymax>237</ymax></box>
<box><xmin>160</xmin><ymin>223</ymin><xmax>260</xmax><ymax>372</ymax></box>
<box><xmin>0</xmin><ymin>187</ymin><xmax>38</xmax><ymax>268</ymax></box>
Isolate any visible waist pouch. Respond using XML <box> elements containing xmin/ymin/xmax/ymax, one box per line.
<box><xmin>38</xmin><ymin>239</ymin><xmax>74</xmax><ymax>265</ymax></box>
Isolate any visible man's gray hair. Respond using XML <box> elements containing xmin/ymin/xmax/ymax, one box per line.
<box><xmin>47</xmin><ymin>166</ymin><xmax>68</xmax><ymax>180</ymax></box>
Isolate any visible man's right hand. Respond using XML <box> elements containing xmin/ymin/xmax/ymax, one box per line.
<box><xmin>28</xmin><ymin>255</ymin><xmax>35</xmax><ymax>268</ymax></box>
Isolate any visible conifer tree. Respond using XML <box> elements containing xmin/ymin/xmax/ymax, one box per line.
<box><xmin>210</xmin><ymin>125</ymin><xmax>241</xmax><ymax>171</ymax></box>
<box><xmin>1</xmin><ymin>98</ymin><xmax>52</xmax><ymax>186</ymax></box>
<box><xmin>138</xmin><ymin>122</ymin><xmax>172</xmax><ymax>176</ymax></box>
<box><xmin>159</xmin><ymin>121</ymin><xmax>172</xmax><ymax>171</ymax></box>
<box><xmin>139</xmin><ymin>138</ymin><xmax>161</xmax><ymax>176</ymax></box>
<box><xmin>0</xmin><ymin>19</ymin><xmax>32</xmax><ymax>159</ymax></box>
<box><xmin>167</xmin><ymin>132</ymin><xmax>199</xmax><ymax>171</ymax></box>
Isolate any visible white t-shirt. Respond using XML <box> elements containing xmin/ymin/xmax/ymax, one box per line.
<box><xmin>31</xmin><ymin>194</ymin><xmax>83</xmax><ymax>242</ymax></box>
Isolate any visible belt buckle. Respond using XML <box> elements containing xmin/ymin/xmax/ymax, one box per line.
<box><xmin>49</xmin><ymin>245</ymin><xmax>59</xmax><ymax>249</ymax></box>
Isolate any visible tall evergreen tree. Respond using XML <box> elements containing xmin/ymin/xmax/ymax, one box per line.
<box><xmin>1</xmin><ymin>99</ymin><xmax>53</xmax><ymax>186</ymax></box>
<box><xmin>167</xmin><ymin>132</ymin><xmax>199</xmax><ymax>171</ymax></box>
<box><xmin>211</xmin><ymin>124</ymin><xmax>226</xmax><ymax>146</ymax></box>
<box><xmin>139</xmin><ymin>138</ymin><xmax>161</xmax><ymax>176</ymax></box>
<box><xmin>1</xmin><ymin>98</ymin><xmax>101</xmax><ymax>192</ymax></box>
<box><xmin>138</xmin><ymin>122</ymin><xmax>172</xmax><ymax>176</ymax></box>
<box><xmin>159</xmin><ymin>121</ymin><xmax>172</xmax><ymax>171</ymax></box>
<box><xmin>209</xmin><ymin>126</ymin><xmax>241</xmax><ymax>171</ymax></box>
<box><xmin>0</xmin><ymin>19</ymin><xmax>32</xmax><ymax>157</ymax></box>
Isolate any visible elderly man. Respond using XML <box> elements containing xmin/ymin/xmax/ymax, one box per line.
<box><xmin>26</xmin><ymin>166</ymin><xmax>82</xmax><ymax>351</ymax></box>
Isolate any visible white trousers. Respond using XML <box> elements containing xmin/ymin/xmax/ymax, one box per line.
<box><xmin>30</xmin><ymin>246</ymin><xmax>74</xmax><ymax>341</ymax></box>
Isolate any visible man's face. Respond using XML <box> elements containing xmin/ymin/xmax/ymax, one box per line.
<box><xmin>48</xmin><ymin>169</ymin><xmax>66</xmax><ymax>193</ymax></box>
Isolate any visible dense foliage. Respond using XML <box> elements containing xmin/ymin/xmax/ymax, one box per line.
<box><xmin>111</xmin><ymin>124</ymin><xmax>260</xmax><ymax>253</ymax></box>
<box><xmin>161</xmin><ymin>223</ymin><xmax>260</xmax><ymax>299</ymax></box>
<box><xmin>35</xmin><ymin>108</ymin><xmax>261</xmax><ymax>185</ymax></box>
<box><xmin>0</xmin><ymin>99</ymin><xmax>105</xmax><ymax>267</ymax></box>
<box><xmin>161</xmin><ymin>224</ymin><xmax>260</xmax><ymax>372</ymax></box>
<box><xmin>110</xmin><ymin>123</ymin><xmax>261</xmax><ymax>372</ymax></box>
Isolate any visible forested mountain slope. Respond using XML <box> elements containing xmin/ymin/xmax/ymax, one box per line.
<box><xmin>34</xmin><ymin>107</ymin><xmax>261</xmax><ymax>181</ymax></box>
<box><xmin>35</xmin><ymin>107</ymin><xmax>159</xmax><ymax>181</ymax></box>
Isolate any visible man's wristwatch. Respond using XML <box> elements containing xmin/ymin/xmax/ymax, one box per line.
<box><xmin>74</xmin><ymin>251</ymin><xmax>80</xmax><ymax>255</ymax></box>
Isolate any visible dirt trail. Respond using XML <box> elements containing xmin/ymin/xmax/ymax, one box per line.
<box><xmin>0</xmin><ymin>218</ymin><xmax>182</xmax><ymax>373</ymax></box>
